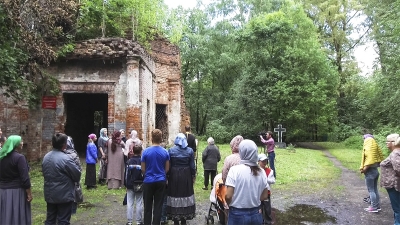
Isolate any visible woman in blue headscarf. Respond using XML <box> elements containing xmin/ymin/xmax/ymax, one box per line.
<box><xmin>166</xmin><ymin>133</ymin><xmax>196</xmax><ymax>225</ymax></box>
<box><xmin>98</xmin><ymin>128</ymin><xmax>109</xmax><ymax>185</ymax></box>
<box><xmin>0</xmin><ymin>135</ymin><xmax>32</xmax><ymax>225</ymax></box>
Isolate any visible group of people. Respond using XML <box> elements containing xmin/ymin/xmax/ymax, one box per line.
<box><xmin>2</xmin><ymin>126</ymin><xmax>399</xmax><ymax>225</ymax></box>
<box><xmin>361</xmin><ymin>133</ymin><xmax>400</xmax><ymax>225</ymax></box>
<box><xmin>126</xmin><ymin>128</ymin><xmax>196</xmax><ymax>225</ymax></box>
<box><xmin>0</xmin><ymin>127</ymin><xmax>277</xmax><ymax>225</ymax></box>
<box><xmin>0</xmin><ymin>133</ymin><xmax>82</xmax><ymax>225</ymax></box>
<box><xmin>212</xmin><ymin>134</ymin><xmax>276</xmax><ymax>225</ymax></box>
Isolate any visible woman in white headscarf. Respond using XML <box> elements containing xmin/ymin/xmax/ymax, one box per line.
<box><xmin>166</xmin><ymin>133</ymin><xmax>196</xmax><ymax>225</ymax></box>
<box><xmin>225</xmin><ymin>139</ymin><xmax>269</xmax><ymax>225</ymax></box>
<box><xmin>124</xmin><ymin>130</ymin><xmax>142</xmax><ymax>159</ymax></box>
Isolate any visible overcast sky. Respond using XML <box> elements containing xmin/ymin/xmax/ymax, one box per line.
<box><xmin>163</xmin><ymin>0</ymin><xmax>377</xmax><ymax>76</ymax></box>
<box><xmin>164</xmin><ymin>0</ymin><xmax>210</xmax><ymax>9</ymax></box>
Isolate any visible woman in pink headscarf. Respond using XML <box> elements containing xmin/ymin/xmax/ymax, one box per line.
<box><xmin>107</xmin><ymin>131</ymin><xmax>125</xmax><ymax>189</ymax></box>
<box><xmin>222</xmin><ymin>135</ymin><xmax>244</xmax><ymax>183</ymax></box>
<box><xmin>85</xmin><ymin>134</ymin><xmax>98</xmax><ymax>189</ymax></box>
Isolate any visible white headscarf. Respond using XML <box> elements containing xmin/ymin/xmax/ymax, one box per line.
<box><xmin>130</xmin><ymin>130</ymin><xmax>140</xmax><ymax>142</ymax></box>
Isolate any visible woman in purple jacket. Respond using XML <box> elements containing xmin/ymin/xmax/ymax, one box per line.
<box><xmin>85</xmin><ymin>133</ymin><xmax>98</xmax><ymax>189</ymax></box>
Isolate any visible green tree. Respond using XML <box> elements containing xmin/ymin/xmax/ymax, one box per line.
<box><xmin>77</xmin><ymin>0</ymin><xmax>166</xmax><ymax>44</ymax></box>
<box><xmin>223</xmin><ymin>3</ymin><xmax>339</xmax><ymax>141</ymax></box>
<box><xmin>363</xmin><ymin>0</ymin><xmax>400</xmax><ymax>129</ymax></box>
<box><xmin>0</xmin><ymin>0</ymin><xmax>79</xmax><ymax>105</ymax></box>
<box><xmin>302</xmin><ymin>0</ymin><xmax>367</xmax><ymax>126</ymax></box>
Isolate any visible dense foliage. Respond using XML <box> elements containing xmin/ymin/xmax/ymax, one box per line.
<box><xmin>2</xmin><ymin>0</ymin><xmax>400</xmax><ymax>142</ymax></box>
<box><xmin>0</xmin><ymin>0</ymin><xmax>165</xmax><ymax>106</ymax></box>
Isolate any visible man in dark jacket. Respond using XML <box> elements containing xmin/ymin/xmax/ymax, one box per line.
<box><xmin>42</xmin><ymin>133</ymin><xmax>82</xmax><ymax>225</ymax></box>
<box><xmin>185</xmin><ymin>126</ymin><xmax>197</xmax><ymax>153</ymax></box>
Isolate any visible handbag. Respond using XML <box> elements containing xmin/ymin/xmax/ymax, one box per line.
<box><xmin>75</xmin><ymin>183</ymin><xmax>84</xmax><ymax>203</ymax></box>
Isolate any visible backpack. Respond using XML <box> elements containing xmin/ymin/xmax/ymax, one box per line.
<box><xmin>125</xmin><ymin>157</ymin><xmax>144</xmax><ymax>192</ymax></box>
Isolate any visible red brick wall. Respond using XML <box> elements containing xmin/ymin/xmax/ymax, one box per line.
<box><xmin>151</xmin><ymin>37</ymin><xmax>190</xmax><ymax>140</ymax></box>
<box><xmin>0</xmin><ymin>38</ymin><xmax>188</xmax><ymax>161</ymax></box>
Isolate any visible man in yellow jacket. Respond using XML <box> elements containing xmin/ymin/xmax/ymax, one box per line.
<box><xmin>360</xmin><ymin>134</ymin><xmax>384</xmax><ymax>213</ymax></box>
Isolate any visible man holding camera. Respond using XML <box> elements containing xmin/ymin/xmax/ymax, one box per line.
<box><xmin>260</xmin><ymin>131</ymin><xmax>276</xmax><ymax>178</ymax></box>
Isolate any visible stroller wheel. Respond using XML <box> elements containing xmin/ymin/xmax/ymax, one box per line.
<box><xmin>210</xmin><ymin>216</ymin><xmax>215</xmax><ymax>224</ymax></box>
<box><xmin>205</xmin><ymin>215</ymin><xmax>209</xmax><ymax>224</ymax></box>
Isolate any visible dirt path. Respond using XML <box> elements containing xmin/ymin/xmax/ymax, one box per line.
<box><xmin>274</xmin><ymin>142</ymin><xmax>393</xmax><ymax>225</ymax></box>
<box><xmin>72</xmin><ymin>144</ymin><xmax>394</xmax><ymax>225</ymax></box>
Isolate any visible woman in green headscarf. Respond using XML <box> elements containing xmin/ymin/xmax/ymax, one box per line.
<box><xmin>0</xmin><ymin>135</ymin><xmax>32</xmax><ymax>225</ymax></box>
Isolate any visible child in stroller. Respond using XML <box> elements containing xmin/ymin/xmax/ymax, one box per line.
<box><xmin>205</xmin><ymin>173</ymin><xmax>228</xmax><ymax>225</ymax></box>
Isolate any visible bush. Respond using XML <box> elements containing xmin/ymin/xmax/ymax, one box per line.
<box><xmin>342</xmin><ymin>134</ymin><xmax>390</xmax><ymax>157</ymax></box>
<box><xmin>206</xmin><ymin>120</ymin><xmax>233</xmax><ymax>143</ymax></box>
<box><xmin>328</xmin><ymin>123</ymin><xmax>362</xmax><ymax>142</ymax></box>
<box><xmin>343</xmin><ymin>135</ymin><xmax>363</xmax><ymax>149</ymax></box>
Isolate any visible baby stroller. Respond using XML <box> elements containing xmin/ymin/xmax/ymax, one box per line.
<box><xmin>205</xmin><ymin>173</ymin><xmax>228</xmax><ymax>225</ymax></box>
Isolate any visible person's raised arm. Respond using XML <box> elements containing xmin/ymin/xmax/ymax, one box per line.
<box><xmin>260</xmin><ymin>136</ymin><xmax>267</xmax><ymax>144</ymax></box>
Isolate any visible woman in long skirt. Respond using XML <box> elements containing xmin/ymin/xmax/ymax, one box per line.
<box><xmin>85</xmin><ymin>134</ymin><xmax>98</xmax><ymax>189</ymax></box>
<box><xmin>107</xmin><ymin>131</ymin><xmax>125</xmax><ymax>189</ymax></box>
<box><xmin>0</xmin><ymin>135</ymin><xmax>32</xmax><ymax>225</ymax></box>
<box><xmin>167</xmin><ymin>133</ymin><xmax>196</xmax><ymax>225</ymax></box>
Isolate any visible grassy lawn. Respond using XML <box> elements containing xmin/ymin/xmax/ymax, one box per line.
<box><xmin>315</xmin><ymin>142</ymin><xmax>361</xmax><ymax>172</ymax></box>
<box><xmin>29</xmin><ymin>141</ymin><xmax>340</xmax><ymax>224</ymax></box>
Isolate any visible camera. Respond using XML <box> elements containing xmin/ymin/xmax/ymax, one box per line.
<box><xmin>258</xmin><ymin>131</ymin><xmax>267</xmax><ymax>139</ymax></box>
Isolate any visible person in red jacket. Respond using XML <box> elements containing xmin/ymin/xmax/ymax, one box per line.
<box><xmin>258</xmin><ymin>154</ymin><xmax>276</xmax><ymax>225</ymax></box>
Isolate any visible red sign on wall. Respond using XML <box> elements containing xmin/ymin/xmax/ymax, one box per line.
<box><xmin>42</xmin><ymin>96</ymin><xmax>57</xmax><ymax>109</ymax></box>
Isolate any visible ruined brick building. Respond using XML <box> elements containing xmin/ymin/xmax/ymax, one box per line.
<box><xmin>0</xmin><ymin>37</ymin><xmax>189</xmax><ymax>161</ymax></box>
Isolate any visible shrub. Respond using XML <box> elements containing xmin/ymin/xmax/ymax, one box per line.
<box><xmin>343</xmin><ymin>135</ymin><xmax>363</xmax><ymax>149</ymax></box>
<box><xmin>328</xmin><ymin>123</ymin><xmax>362</xmax><ymax>142</ymax></box>
<box><xmin>206</xmin><ymin>120</ymin><xmax>232</xmax><ymax>143</ymax></box>
<box><xmin>286</xmin><ymin>143</ymin><xmax>296</xmax><ymax>153</ymax></box>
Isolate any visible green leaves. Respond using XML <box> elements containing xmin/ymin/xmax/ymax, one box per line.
<box><xmin>77</xmin><ymin>0</ymin><xmax>166</xmax><ymax>45</ymax></box>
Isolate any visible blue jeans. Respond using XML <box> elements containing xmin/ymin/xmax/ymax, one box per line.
<box><xmin>387</xmin><ymin>188</ymin><xmax>400</xmax><ymax>225</ymax></box>
<box><xmin>127</xmin><ymin>189</ymin><xmax>143</xmax><ymax>223</ymax></box>
<box><xmin>364</xmin><ymin>167</ymin><xmax>380</xmax><ymax>209</ymax></box>
<box><xmin>228</xmin><ymin>207</ymin><xmax>263</xmax><ymax>225</ymax></box>
<box><xmin>268</xmin><ymin>152</ymin><xmax>276</xmax><ymax>178</ymax></box>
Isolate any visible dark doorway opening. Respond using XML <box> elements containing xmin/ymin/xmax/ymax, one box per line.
<box><xmin>64</xmin><ymin>93</ymin><xmax>108</xmax><ymax>156</ymax></box>
<box><xmin>155</xmin><ymin>104</ymin><xmax>168</xmax><ymax>143</ymax></box>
